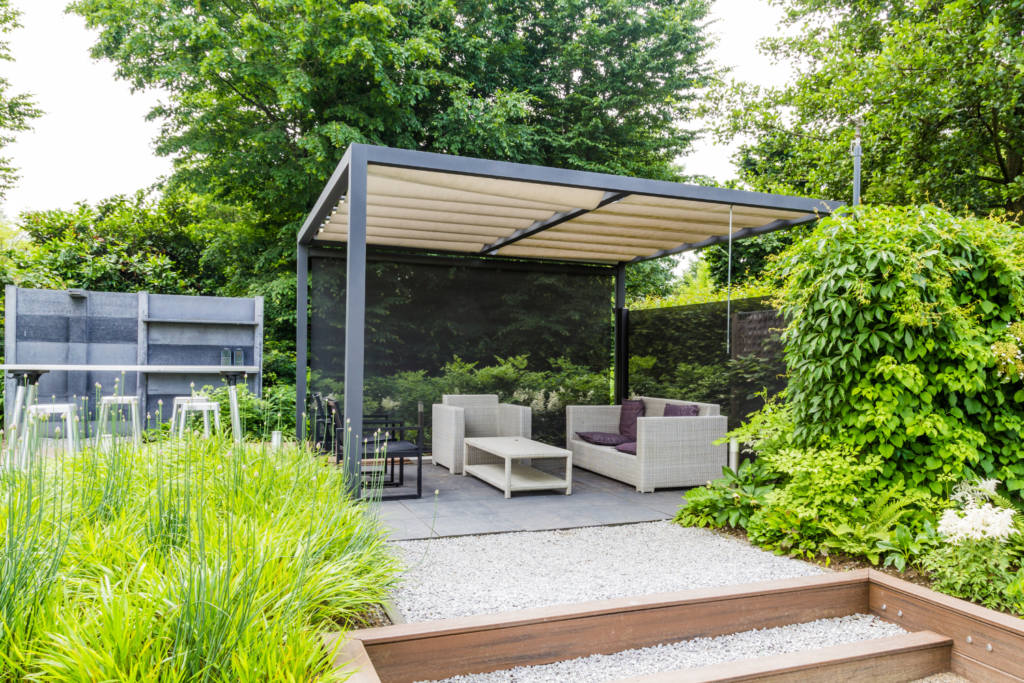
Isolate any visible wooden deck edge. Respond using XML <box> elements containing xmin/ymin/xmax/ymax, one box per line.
<box><xmin>616</xmin><ymin>631</ymin><xmax>952</xmax><ymax>683</ymax></box>
<box><xmin>867</xmin><ymin>570</ymin><xmax>1024</xmax><ymax>678</ymax></box>
<box><xmin>349</xmin><ymin>569</ymin><xmax>871</xmax><ymax>645</ymax></box>
<box><xmin>952</xmin><ymin>652</ymin><xmax>1024</xmax><ymax>683</ymax></box>
<box><xmin>322</xmin><ymin>634</ymin><xmax>382</xmax><ymax>683</ymax></box>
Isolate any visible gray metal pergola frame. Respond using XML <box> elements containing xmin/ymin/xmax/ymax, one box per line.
<box><xmin>296</xmin><ymin>144</ymin><xmax>837</xmax><ymax>483</ymax></box>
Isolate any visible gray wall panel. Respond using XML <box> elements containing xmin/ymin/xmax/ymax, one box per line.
<box><xmin>148</xmin><ymin>345</ymin><xmax>254</xmax><ymax>366</ymax></box>
<box><xmin>87</xmin><ymin>292</ymin><xmax>138</xmax><ymax>318</ymax></box>
<box><xmin>149</xmin><ymin>294</ymin><xmax>255</xmax><ymax>323</ymax></box>
<box><xmin>17</xmin><ymin>289</ymin><xmax>73</xmax><ymax>316</ymax></box>
<box><xmin>17</xmin><ymin>315</ymin><xmax>69</xmax><ymax>343</ymax></box>
<box><xmin>147</xmin><ymin>323</ymin><xmax>255</xmax><ymax>346</ymax></box>
<box><xmin>86</xmin><ymin>344</ymin><xmax>137</xmax><ymax>365</ymax></box>
<box><xmin>18</xmin><ymin>341</ymin><xmax>70</xmax><ymax>364</ymax></box>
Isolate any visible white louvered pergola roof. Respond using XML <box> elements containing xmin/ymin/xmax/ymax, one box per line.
<box><xmin>298</xmin><ymin>145</ymin><xmax>840</xmax><ymax>264</ymax></box>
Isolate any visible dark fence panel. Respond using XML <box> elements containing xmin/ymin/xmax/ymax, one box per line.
<box><xmin>310</xmin><ymin>257</ymin><xmax>614</xmax><ymax>446</ymax></box>
<box><xmin>628</xmin><ymin>298</ymin><xmax>786</xmax><ymax>430</ymax></box>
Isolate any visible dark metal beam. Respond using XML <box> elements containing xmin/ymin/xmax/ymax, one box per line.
<box><xmin>360</xmin><ymin>145</ymin><xmax>840</xmax><ymax>214</ymax></box>
<box><xmin>343</xmin><ymin>146</ymin><xmax>368</xmax><ymax>495</ymax></box>
<box><xmin>628</xmin><ymin>214</ymin><xmax>822</xmax><ymax>264</ymax></box>
<box><xmin>296</xmin><ymin>244</ymin><xmax>308</xmax><ymax>441</ymax></box>
<box><xmin>309</xmin><ymin>246</ymin><xmax>615</xmax><ymax>276</ymax></box>
<box><xmin>480</xmin><ymin>191</ymin><xmax>630</xmax><ymax>254</ymax></box>
<box><xmin>297</xmin><ymin>146</ymin><xmax>351</xmax><ymax>246</ymax></box>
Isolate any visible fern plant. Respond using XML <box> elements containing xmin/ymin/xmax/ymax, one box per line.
<box><xmin>820</xmin><ymin>489</ymin><xmax>923</xmax><ymax>564</ymax></box>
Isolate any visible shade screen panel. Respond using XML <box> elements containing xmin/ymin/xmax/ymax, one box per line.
<box><xmin>311</xmin><ymin>256</ymin><xmax>614</xmax><ymax>446</ymax></box>
<box><xmin>628</xmin><ymin>299</ymin><xmax>786</xmax><ymax>432</ymax></box>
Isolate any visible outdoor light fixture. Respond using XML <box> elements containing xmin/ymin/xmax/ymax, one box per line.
<box><xmin>221</xmin><ymin>348</ymin><xmax>231</xmax><ymax>366</ymax></box>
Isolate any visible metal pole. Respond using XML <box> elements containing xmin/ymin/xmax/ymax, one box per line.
<box><xmin>296</xmin><ymin>243</ymin><xmax>308</xmax><ymax>441</ymax></box>
<box><xmin>726</xmin><ymin>205</ymin><xmax>733</xmax><ymax>356</ymax></box>
<box><xmin>852</xmin><ymin>118</ymin><xmax>863</xmax><ymax>206</ymax></box>
<box><xmin>614</xmin><ymin>262</ymin><xmax>626</xmax><ymax>405</ymax></box>
<box><xmin>344</xmin><ymin>147</ymin><xmax>368</xmax><ymax>496</ymax></box>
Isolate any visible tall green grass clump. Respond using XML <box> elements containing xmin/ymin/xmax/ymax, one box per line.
<box><xmin>0</xmin><ymin>433</ymin><xmax>399</xmax><ymax>682</ymax></box>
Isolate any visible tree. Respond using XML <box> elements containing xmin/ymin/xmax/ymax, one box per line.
<box><xmin>71</xmin><ymin>0</ymin><xmax>715</xmax><ymax>224</ymax></box>
<box><xmin>626</xmin><ymin>257</ymin><xmax>679</xmax><ymax>303</ymax></box>
<box><xmin>701</xmin><ymin>229</ymin><xmax>805</xmax><ymax>289</ymax></box>
<box><xmin>0</xmin><ymin>0</ymin><xmax>41</xmax><ymax>200</ymax></box>
<box><xmin>707</xmin><ymin>0</ymin><xmax>1024</xmax><ymax>215</ymax></box>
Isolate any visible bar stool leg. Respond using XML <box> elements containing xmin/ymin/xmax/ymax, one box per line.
<box><xmin>228</xmin><ymin>384</ymin><xmax>241</xmax><ymax>444</ymax></box>
<box><xmin>214</xmin><ymin>407</ymin><xmax>222</xmax><ymax>434</ymax></box>
<box><xmin>6</xmin><ymin>384</ymin><xmax>26</xmax><ymax>465</ymax></box>
<box><xmin>131</xmin><ymin>402</ymin><xmax>142</xmax><ymax>447</ymax></box>
<box><xmin>202</xmin><ymin>411</ymin><xmax>211</xmax><ymax>438</ymax></box>
<box><xmin>178</xmin><ymin>407</ymin><xmax>187</xmax><ymax>439</ymax></box>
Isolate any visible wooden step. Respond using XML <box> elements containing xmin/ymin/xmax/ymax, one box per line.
<box><xmin>618</xmin><ymin>631</ymin><xmax>952</xmax><ymax>682</ymax></box>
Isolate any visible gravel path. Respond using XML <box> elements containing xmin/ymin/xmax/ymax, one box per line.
<box><xmin>394</xmin><ymin>521</ymin><xmax>824</xmax><ymax>622</ymax></box>
<box><xmin>414</xmin><ymin>615</ymin><xmax>905</xmax><ymax>683</ymax></box>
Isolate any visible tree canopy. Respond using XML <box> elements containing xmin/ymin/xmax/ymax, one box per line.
<box><xmin>0</xmin><ymin>0</ymin><xmax>41</xmax><ymax>201</ymax></box>
<box><xmin>71</xmin><ymin>0</ymin><xmax>716</xmax><ymax>226</ymax></box>
<box><xmin>706</xmin><ymin>0</ymin><xmax>1024</xmax><ymax>215</ymax></box>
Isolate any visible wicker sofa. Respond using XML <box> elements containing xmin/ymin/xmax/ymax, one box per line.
<box><xmin>432</xmin><ymin>395</ymin><xmax>531</xmax><ymax>474</ymax></box>
<box><xmin>565</xmin><ymin>397</ymin><xmax>727</xmax><ymax>492</ymax></box>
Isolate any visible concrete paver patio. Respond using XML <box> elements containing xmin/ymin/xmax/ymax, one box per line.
<box><xmin>377</xmin><ymin>459</ymin><xmax>689</xmax><ymax>540</ymax></box>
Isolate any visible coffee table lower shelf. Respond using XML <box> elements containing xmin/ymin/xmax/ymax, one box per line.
<box><xmin>463</xmin><ymin>462</ymin><xmax>571</xmax><ymax>498</ymax></box>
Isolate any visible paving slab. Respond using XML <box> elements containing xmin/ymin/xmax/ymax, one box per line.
<box><xmin>377</xmin><ymin>456</ymin><xmax>691</xmax><ymax>539</ymax></box>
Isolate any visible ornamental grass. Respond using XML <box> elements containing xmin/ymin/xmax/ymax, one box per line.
<box><xmin>0</xmin><ymin>434</ymin><xmax>398</xmax><ymax>682</ymax></box>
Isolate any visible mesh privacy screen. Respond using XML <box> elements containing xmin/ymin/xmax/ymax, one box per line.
<box><xmin>310</xmin><ymin>255</ymin><xmax>615</xmax><ymax>446</ymax></box>
<box><xmin>628</xmin><ymin>298</ymin><xmax>786</xmax><ymax>430</ymax></box>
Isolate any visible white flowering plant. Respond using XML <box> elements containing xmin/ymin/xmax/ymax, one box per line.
<box><xmin>923</xmin><ymin>478</ymin><xmax>1021</xmax><ymax>612</ymax></box>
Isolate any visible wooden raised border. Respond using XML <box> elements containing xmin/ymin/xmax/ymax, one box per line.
<box><xmin>330</xmin><ymin>569</ymin><xmax>1024</xmax><ymax>683</ymax></box>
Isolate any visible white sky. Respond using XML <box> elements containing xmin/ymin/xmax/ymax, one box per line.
<box><xmin>1</xmin><ymin>0</ymin><xmax>788</xmax><ymax>219</ymax></box>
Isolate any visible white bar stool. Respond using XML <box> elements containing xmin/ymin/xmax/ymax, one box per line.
<box><xmin>96</xmin><ymin>396</ymin><xmax>143</xmax><ymax>446</ymax></box>
<box><xmin>18</xmin><ymin>403</ymin><xmax>79</xmax><ymax>465</ymax></box>
<box><xmin>173</xmin><ymin>399</ymin><xmax>221</xmax><ymax>438</ymax></box>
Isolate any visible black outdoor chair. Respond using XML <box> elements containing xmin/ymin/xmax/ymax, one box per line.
<box><xmin>331</xmin><ymin>410</ymin><xmax>424</xmax><ymax>500</ymax></box>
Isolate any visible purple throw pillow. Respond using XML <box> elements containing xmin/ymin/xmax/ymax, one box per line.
<box><xmin>664</xmin><ymin>403</ymin><xmax>699</xmax><ymax>417</ymax></box>
<box><xmin>618</xmin><ymin>399</ymin><xmax>645</xmax><ymax>440</ymax></box>
<box><xmin>615</xmin><ymin>442</ymin><xmax>637</xmax><ymax>455</ymax></box>
<box><xmin>576</xmin><ymin>431</ymin><xmax>631</xmax><ymax>446</ymax></box>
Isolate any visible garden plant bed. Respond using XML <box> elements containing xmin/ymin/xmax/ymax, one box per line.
<box><xmin>328</xmin><ymin>569</ymin><xmax>1024</xmax><ymax>683</ymax></box>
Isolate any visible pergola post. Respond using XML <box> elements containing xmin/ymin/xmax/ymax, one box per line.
<box><xmin>296</xmin><ymin>244</ymin><xmax>308</xmax><ymax>441</ymax></box>
<box><xmin>614</xmin><ymin>262</ymin><xmax>627</xmax><ymax>405</ymax></box>
<box><xmin>343</xmin><ymin>147</ymin><xmax>368</xmax><ymax>494</ymax></box>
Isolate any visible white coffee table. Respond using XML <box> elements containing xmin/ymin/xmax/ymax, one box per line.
<box><xmin>462</xmin><ymin>437</ymin><xmax>572</xmax><ymax>498</ymax></box>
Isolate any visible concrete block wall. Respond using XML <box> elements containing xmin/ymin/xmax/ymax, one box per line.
<box><xmin>4</xmin><ymin>287</ymin><xmax>263</xmax><ymax>430</ymax></box>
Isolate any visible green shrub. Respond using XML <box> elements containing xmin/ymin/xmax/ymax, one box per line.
<box><xmin>923</xmin><ymin>540</ymin><xmax>1017</xmax><ymax>612</ymax></box>
<box><xmin>0</xmin><ymin>436</ymin><xmax>397</xmax><ymax>680</ymax></box>
<box><xmin>770</xmin><ymin>204</ymin><xmax>1024</xmax><ymax>495</ymax></box>
<box><xmin>675</xmin><ymin>459</ymin><xmax>777</xmax><ymax>529</ymax></box>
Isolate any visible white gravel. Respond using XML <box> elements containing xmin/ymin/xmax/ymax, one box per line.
<box><xmin>394</xmin><ymin>521</ymin><xmax>824</xmax><ymax>622</ymax></box>
<box><xmin>414</xmin><ymin>615</ymin><xmax>905</xmax><ymax>683</ymax></box>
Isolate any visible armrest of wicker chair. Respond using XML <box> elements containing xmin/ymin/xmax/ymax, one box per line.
<box><xmin>431</xmin><ymin>404</ymin><xmax>465</xmax><ymax>474</ymax></box>
<box><xmin>497</xmin><ymin>403</ymin><xmax>531</xmax><ymax>439</ymax></box>
<box><xmin>635</xmin><ymin>416</ymin><xmax>728</xmax><ymax>492</ymax></box>
<box><xmin>565</xmin><ymin>405</ymin><xmax>621</xmax><ymax>447</ymax></box>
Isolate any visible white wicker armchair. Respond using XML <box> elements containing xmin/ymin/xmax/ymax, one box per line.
<box><xmin>431</xmin><ymin>395</ymin><xmax>531</xmax><ymax>474</ymax></box>
<box><xmin>565</xmin><ymin>396</ymin><xmax>727</xmax><ymax>492</ymax></box>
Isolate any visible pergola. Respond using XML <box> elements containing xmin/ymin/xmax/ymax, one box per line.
<box><xmin>296</xmin><ymin>144</ymin><xmax>839</xmax><ymax>475</ymax></box>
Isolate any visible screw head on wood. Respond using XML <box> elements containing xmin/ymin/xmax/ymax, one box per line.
<box><xmin>897</xmin><ymin>610</ymin><xmax>903</xmax><ymax>617</ymax></box>
<box><xmin>967</xmin><ymin>637</ymin><xmax>973</xmax><ymax>644</ymax></box>
<box><xmin>987</xmin><ymin>644</ymin><xmax>993</xmax><ymax>652</ymax></box>
<box><xmin>881</xmin><ymin>604</ymin><xmax>887</xmax><ymax>611</ymax></box>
